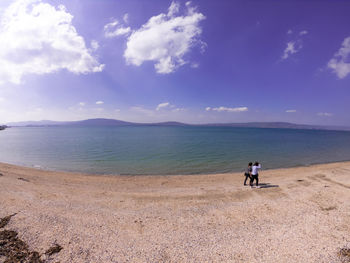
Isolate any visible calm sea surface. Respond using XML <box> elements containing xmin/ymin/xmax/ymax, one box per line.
<box><xmin>1</xmin><ymin>126</ymin><xmax>350</xmax><ymax>175</ymax></box>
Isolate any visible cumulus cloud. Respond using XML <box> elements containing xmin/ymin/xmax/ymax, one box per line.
<box><xmin>96</xmin><ymin>101</ymin><xmax>104</xmax><ymax>105</ymax></box>
<box><xmin>172</xmin><ymin>108</ymin><xmax>185</xmax><ymax>112</ymax></box>
<box><xmin>281</xmin><ymin>30</ymin><xmax>307</xmax><ymax>60</ymax></box>
<box><xmin>104</xmin><ymin>19</ymin><xmax>131</xmax><ymax>38</ymax></box>
<box><xmin>156</xmin><ymin>102</ymin><xmax>171</xmax><ymax>111</ymax></box>
<box><xmin>115</xmin><ymin>27</ymin><xmax>131</xmax><ymax>36</ymax></box>
<box><xmin>286</xmin><ymin>109</ymin><xmax>297</xmax><ymax>113</ymax></box>
<box><xmin>191</xmin><ymin>62</ymin><xmax>199</xmax><ymax>68</ymax></box>
<box><xmin>124</xmin><ymin>1</ymin><xmax>206</xmax><ymax>74</ymax></box>
<box><xmin>317</xmin><ymin>112</ymin><xmax>333</xmax><ymax>117</ymax></box>
<box><xmin>206</xmin><ymin>106</ymin><xmax>248</xmax><ymax>112</ymax></box>
<box><xmin>104</xmin><ymin>20</ymin><xmax>118</xmax><ymax>34</ymax></box>
<box><xmin>79</xmin><ymin>102</ymin><xmax>86</xmax><ymax>106</ymax></box>
<box><xmin>0</xmin><ymin>0</ymin><xmax>104</xmax><ymax>85</ymax></box>
<box><xmin>168</xmin><ymin>1</ymin><xmax>180</xmax><ymax>17</ymax></box>
<box><xmin>328</xmin><ymin>37</ymin><xmax>350</xmax><ymax>79</ymax></box>
<box><xmin>282</xmin><ymin>42</ymin><xmax>299</xmax><ymax>59</ymax></box>
<box><xmin>123</xmin><ymin>13</ymin><xmax>129</xmax><ymax>24</ymax></box>
<box><xmin>90</xmin><ymin>40</ymin><xmax>99</xmax><ymax>51</ymax></box>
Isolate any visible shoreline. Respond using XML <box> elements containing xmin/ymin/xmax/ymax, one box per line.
<box><xmin>2</xmin><ymin>158</ymin><xmax>350</xmax><ymax>177</ymax></box>
<box><xmin>1</xmin><ymin>161</ymin><xmax>350</xmax><ymax>262</ymax></box>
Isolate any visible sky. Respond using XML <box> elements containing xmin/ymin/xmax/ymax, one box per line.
<box><xmin>0</xmin><ymin>0</ymin><xmax>350</xmax><ymax>125</ymax></box>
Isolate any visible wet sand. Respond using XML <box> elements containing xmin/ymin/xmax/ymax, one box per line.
<box><xmin>0</xmin><ymin>161</ymin><xmax>350</xmax><ymax>262</ymax></box>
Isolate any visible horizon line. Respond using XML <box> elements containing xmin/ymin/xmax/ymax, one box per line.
<box><xmin>5</xmin><ymin>118</ymin><xmax>350</xmax><ymax>129</ymax></box>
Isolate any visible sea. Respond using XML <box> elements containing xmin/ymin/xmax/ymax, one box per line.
<box><xmin>1</xmin><ymin>126</ymin><xmax>350</xmax><ymax>175</ymax></box>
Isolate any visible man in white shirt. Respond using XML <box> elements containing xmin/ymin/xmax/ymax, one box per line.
<box><xmin>250</xmin><ymin>162</ymin><xmax>261</xmax><ymax>187</ymax></box>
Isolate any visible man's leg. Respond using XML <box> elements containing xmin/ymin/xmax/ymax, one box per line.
<box><xmin>244</xmin><ymin>175</ymin><xmax>249</xmax><ymax>185</ymax></box>
<box><xmin>250</xmin><ymin>175</ymin><xmax>254</xmax><ymax>186</ymax></box>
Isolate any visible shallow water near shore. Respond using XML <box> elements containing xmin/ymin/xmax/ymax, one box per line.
<box><xmin>1</xmin><ymin>126</ymin><xmax>350</xmax><ymax>175</ymax></box>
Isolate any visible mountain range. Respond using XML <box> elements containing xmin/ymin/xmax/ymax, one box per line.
<box><xmin>5</xmin><ymin>118</ymin><xmax>350</xmax><ymax>131</ymax></box>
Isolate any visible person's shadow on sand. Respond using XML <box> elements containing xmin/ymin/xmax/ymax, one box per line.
<box><xmin>257</xmin><ymin>183</ymin><xmax>279</xmax><ymax>188</ymax></box>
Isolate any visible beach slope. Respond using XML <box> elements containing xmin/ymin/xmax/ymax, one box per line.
<box><xmin>0</xmin><ymin>162</ymin><xmax>350</xmax><ymax>262</ymax></box>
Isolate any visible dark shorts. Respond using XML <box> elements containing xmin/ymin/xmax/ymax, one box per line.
<box><xmin>251</xmin><ymin>174</ymin><xmax>259</xmax><ymax>179</ymax></box>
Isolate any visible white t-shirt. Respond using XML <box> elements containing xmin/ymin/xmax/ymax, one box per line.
<box><xmin>252</xmin><ymin>164</ymin><xmax>261</xmax><ymax>175</ymax></box>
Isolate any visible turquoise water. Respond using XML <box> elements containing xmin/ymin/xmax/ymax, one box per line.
<box><xmin>1</xmin><ymin>126</ymin><xmax>350</xmax><ymax>175</ymax></box>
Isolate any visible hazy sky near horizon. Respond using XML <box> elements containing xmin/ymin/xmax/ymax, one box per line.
<box><xmin>0</xmin><ymin>0</ymin><xmax>350</xmax><ymax>125</ymax></box>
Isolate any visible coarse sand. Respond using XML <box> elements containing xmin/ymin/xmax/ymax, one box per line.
<box><xmin>0</xmin><ymin>161</ymin><xmax>350</xmax><ymax>262</ymax></box>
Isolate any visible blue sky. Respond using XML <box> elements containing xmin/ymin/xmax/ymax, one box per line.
<box><xmin>0</xmin><ymin>0</ymin><xmax>349</xmax><ymax>125</ymax></box>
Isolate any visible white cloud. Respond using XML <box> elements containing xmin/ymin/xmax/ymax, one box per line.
<box><xmin>317</xmin><ymin>112</ymin><xmax>333</xmax><ymax>117</ymax></box>
<box><xmin>115</xmin><ymin>27</ymin><xmax>131</xmax><ymax>36</ymax></box>
<box><xmin>123</xmin><ymin>13</ymin><xmax>129</xmax><ymax>24</ymax></box>
<box><xmin>79</xmin><ymin>102</ymin><xmax>86</xmax><ymax>106</ymax></box>
<box><xmin>156</xmin><ymin>102</ymin><xmax>170</xmax><ymax>111</ymax></box>
<box><xmin>0</xmin><ymin>0</ymin><xmax>104</xmax><ymax>85</ymax></box>
<box><xmin>286</xmin><ymin>109</ymin><xmax>297</xmax><ymax>113</ymax></box>
<box><xmin>281</xmin><ymin>30</ymin><xmax>307</xmax><ymax>60</ymax></box>
<box><xmin>124</xmin><ymin>1</ymin><xmax>206</xmax><ymax>74</ymax></box>
<box><xmin>91</xmin><ymin>40</ymin><xmax>99</xmax><ymax>51</ymax></box>
<box><xmin>282</xmin><ymin>41</ymin><xmax>299</xmax><ymax>60</ymax></box>
<box><xmin>168</xmin><ymin>1</ymin><xmax>180</xmax><ymax>17</ymax></box>
<box><xmin>96</xmin><ymin>101</ymin><xmax>104</xmax><ymax>105</ymax></box>
<box><xmin>191</xmin><ymin>62</ymin><xmax>199</xmax><ymax>68</ymax></box>
<box><xmin>328</xmin><ymin>37</ymin><xmax>350</xmax><ymax>79</ymax></box>
<box><xmin>115</xmin><ymin>109</ymin><xmax>121</xmax><ymax>112</ymax></box>
<box><xmin>172</xmin><ymin>107</ymin><xmax>185</xmax><ymax>112</ymax></box>
<box><xmin>104</xmin><ymin>19</ymin><xmax>131</xmax><ymax>38</ymax></box>
<box><xmin>104</xmin><ymin>20</ymin><xmax>118</xmax><ymax>32</ymax></box>
<box><xmin>206</xmin><ymin>106</ymin><xmax>248</xmax><ymax>113</ymax></box>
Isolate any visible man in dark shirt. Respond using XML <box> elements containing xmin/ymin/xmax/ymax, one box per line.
<box><xmin>244</xmin><ymin>162</ymin><xmax>252</xmax><ymax>186</ymax></box>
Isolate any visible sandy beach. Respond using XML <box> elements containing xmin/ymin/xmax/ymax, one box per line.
<box><xmin>0</xmin><ymin>161</ymin><xmax>350</xmax><ymax>262</ymax></box>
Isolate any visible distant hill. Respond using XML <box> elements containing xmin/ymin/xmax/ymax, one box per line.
<box><xmin>196</xmin><ymin>122</ymin><xmax>350</xmax><ymax>131</ymax></box>
<box><xmin>6</xmin><ymin>120</ymin><xmax>69</xmax><ymax>127</ymax></box>
<box><xmin>68</xmin><ymin>118</ymin><xmax>133</xmax><ymax>126</ymax></box>
<box><xmin>6</xmin><ymin>118</ymin><xmax>350</xmax><ymax>131</ymax></box>
<box><xmin>6</xmin><ymin>119</ymin><xmax>130</xmax><ymax>127</ymax></box>
<box><xmin>7</xmin><ymin>118</ymin><xmax>190</xmax><ymax>127</ymax></box>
